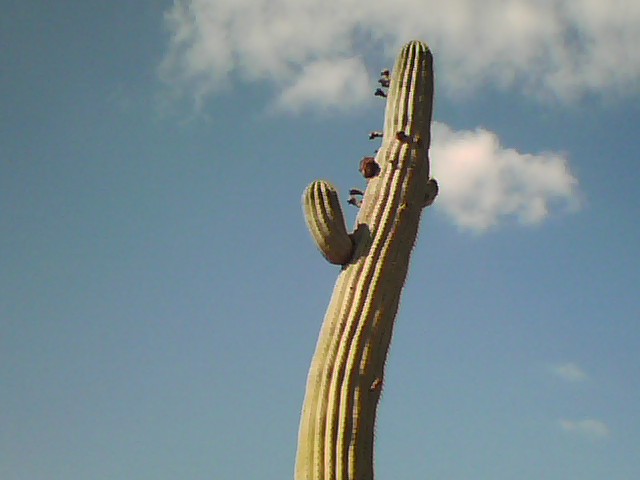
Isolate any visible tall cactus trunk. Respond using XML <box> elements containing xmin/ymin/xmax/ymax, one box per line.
<box><xmin>296</xmin><ymin>41</ymin><xmax>438</xmax><ymax>480</ymax></box>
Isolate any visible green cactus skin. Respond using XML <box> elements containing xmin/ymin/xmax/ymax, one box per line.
<box><xmin>303</xmin><ymin>180</ymin><xmax>354</xmax><ymax>265</ymax></box>
<box><xmin>296</xmin><ymin>41</ymin><xmax>438</xmax><ymax>480</ymax></box>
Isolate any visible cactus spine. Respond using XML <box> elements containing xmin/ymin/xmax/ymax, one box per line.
<box><xmin>296</xmin><ymin>41</ymin><xmax>438</xmax><ymax>480</ymax></box>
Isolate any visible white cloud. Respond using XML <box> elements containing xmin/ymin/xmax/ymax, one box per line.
<box><xmin>160</xmin><ymin>0</ymin><xmax>640</xmax><ymax>109</ymax></box>
<box><xmin>159</xmin><ymin>0</ymin><xmax>586</xmax><ymax>232</ymax></box>
<box><xmin>559</xmin><ymin>419</ymin><xmax>610</xmax><ymax>440</ymax></box>
<box><xmin>550</xmin><ymin>362</ymin><xmax>589</xmax><ymax>382</ymax></box>
<box><xmin>430</xmin><ymin>123</ymin><xmax>580</xmax><ymax>231</ymax></box>
<box><xmin>274</xmin><ymin>57</ymin><xmax>371</xmax><ymax>113</ymax></box>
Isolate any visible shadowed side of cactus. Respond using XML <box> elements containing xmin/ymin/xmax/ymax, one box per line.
<box><xmin>297</xmin><ymin>40</ymin><xmax>438</xmax><ymax>480</ymax></box>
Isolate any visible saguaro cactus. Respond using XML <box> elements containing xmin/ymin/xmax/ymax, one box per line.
<box><xmin>296</xmin><ymin>41</ymin><xmax>438</xmax><ymax>480</ymax></box>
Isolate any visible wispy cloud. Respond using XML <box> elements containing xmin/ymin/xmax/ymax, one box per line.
<box><xmin>160</xmin><ymin>0</ymin><xmax>640</xmax><ymax>110</ymax></box>
<box><xmin>273</xmin><ymin>57</ymin><xmax>371</xmax><ymax>113</ymax></box>
<box><xmin>431</xmin><ymin>123</ymin><xmax>580</xmax><ymax>231</ymax></box>
<box><xmin>559</xmin><ymin>419</ymin><xmax>610</xmax><ymax>440</ymax></box>
<box><xmin>550</xmin><ymin>362</ymin><xmax>589</xmax><ymax>382</ymax></box>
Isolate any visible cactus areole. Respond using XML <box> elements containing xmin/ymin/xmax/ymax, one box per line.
<box><xmin>297</xmin><ymin>41</ymin><xmax>438</xmax><ymax>480</ymax></box>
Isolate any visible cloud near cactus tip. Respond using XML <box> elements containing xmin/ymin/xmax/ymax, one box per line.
<box><xmin>431</xmin><ymin>123</ymin><xmax>580</xmax><ymax>231</ymax></box>
<box><xmin>159</xmin><ymin>0</ymin><xmax>606</xmax><ymax>231</ymax></box>
<box><xmin>160</xmin><ymin>0</ymin><xmax>640</xmax><ymax>106</ymax></box>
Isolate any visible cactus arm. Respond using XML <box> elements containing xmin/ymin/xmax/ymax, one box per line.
<box><xmin>296</xmin><ymin>41</ymin><xmax>437</xmax><ymax>480</ymax></box>
<box><xmin>303</xmin><ymin>181</ymin><xmax>354</xmax><ymax>265</ymax></box>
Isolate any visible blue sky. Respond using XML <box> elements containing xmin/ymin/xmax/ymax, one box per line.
<box><xmin>2</xmin><ymin>1</ymin><xmax>639</xmax><ymax>479</ymax></box>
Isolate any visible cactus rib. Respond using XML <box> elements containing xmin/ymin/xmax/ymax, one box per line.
<box><xmin>296</xmin><ymin>40</ymin><xmax>437</xmax><ymax>480</ymax></box>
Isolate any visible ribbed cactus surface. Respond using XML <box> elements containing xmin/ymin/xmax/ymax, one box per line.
<box><xmin>303</xmin><ymin>180</ymin><xmax>354</xmax><ymax>265</ymax></box>
<box><xmin>297</xmin><ymin>41</ymin><xmax>437</xmax><ymax>480</ymax></box>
